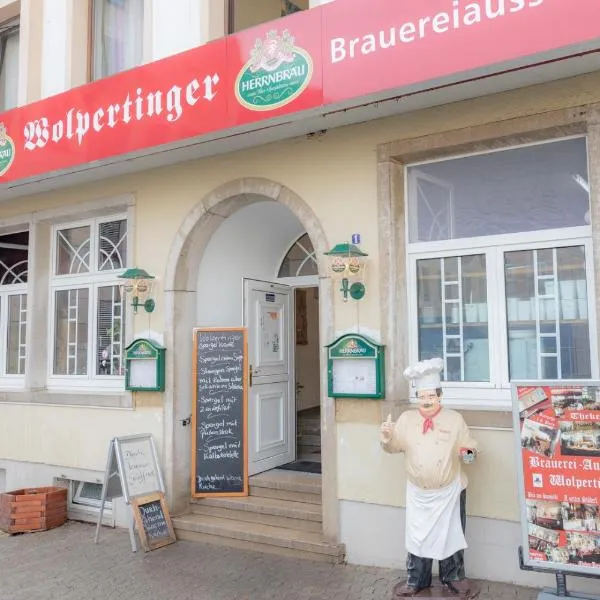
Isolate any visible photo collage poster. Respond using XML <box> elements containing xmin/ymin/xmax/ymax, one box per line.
<box><xmin>516</xmin><ymin>385</ymin><xmax>600</xmax><ymax>571</ymax></box>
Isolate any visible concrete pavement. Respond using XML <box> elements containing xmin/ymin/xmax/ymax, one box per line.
<box><xmin>0</xmin><ymin>521</ymin><xmax>539</xmax><ymax>600</ymax></box>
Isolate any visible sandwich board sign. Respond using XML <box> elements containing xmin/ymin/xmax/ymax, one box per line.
<box><xmin>94</xmin><ymin>434</ymin><xmax>176</xmax><ymax>552</ymax></box>
<box><xmin>131</xmin><ymin>492</ymin><xmax>177</xmax><ymax>552</ymax></box>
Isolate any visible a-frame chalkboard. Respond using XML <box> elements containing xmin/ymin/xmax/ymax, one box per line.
<box><xmin>192</xmin><ymin>328</ymin><xmax>249</xmax><ymax>498</ymax></box>
<box><xmin>94</xmin><ymin>433</ymin><xmax>173</xmax><ymax>553</ymax></box>
<box><xmin>131</xmin><ymin>492</ymin><xmax>176</xmax><ymax>552</ymax></box>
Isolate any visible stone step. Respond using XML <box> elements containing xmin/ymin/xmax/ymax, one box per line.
<box><xmin>297</xmin><ymin>454</ymin><xmax>321</xmax><ymax>464</ymax></box>
<box><xmin>298</xmin><ymin>444</ymin><xmax>320</xmax><ymax>453</ymax></box>
<box><xmin>297</xmin><ymin>446</ymin><xmax>321</xmax><ymax>462</ymax></box>
<box><xmin>190</xmin><ymin>495</ymin><xmax>322</xmax><ymax>532</ymax></box>
<box><xmin>296</xmin><ymin>434</ymin><xmax>320</xmax><ymax>446</ymax></box>
<box><xmin>172</xmin><ymin>514</ymin><xmax>344</xmax><ymax>564</ymax></box>
<box><xmin>249</xmin><ymin>470</ymin><xmax>321</xmax><ymax>505</ymax></box>
<box><xmin>251</xmin><ymin>469</ymin><xmax>321</xmax><ymax>493</ymax></box>
<box><xmin>297</xmin><ymin>453</ymin><xmax>321</xmax><ymax>462</ymax></box>
<box><xmin>297</xmin><ymin>418</ymin><xmax>320</xmax><ymax>433</ymax></box>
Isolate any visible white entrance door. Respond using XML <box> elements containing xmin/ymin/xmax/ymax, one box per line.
<box><xmin>244</xmin><ymin>279</ymin><xmax>295</xmax><ymax>476</ymax></box>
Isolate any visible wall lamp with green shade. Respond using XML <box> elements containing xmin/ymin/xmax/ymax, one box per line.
<box><xmin>118</xmin><ymin>267</ymin><xmax>156</xmax><ymax>314</ymax></box>
<box><xmin>324</xmin><ymin>242</ymin><xmax>368</xmax><ymax>302</ymax></box>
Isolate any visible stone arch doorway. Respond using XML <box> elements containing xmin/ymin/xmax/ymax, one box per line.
<box><xmin>163</xmin><ymin>178</ymin><xmax>338</xmax><ymax>539</ymax></box>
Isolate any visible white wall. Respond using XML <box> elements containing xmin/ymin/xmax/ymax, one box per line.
<box><xmin>339</xmin><ymin>500</ymin><xmax>600</xmax><ymax>594</ymax></box>
<box><xmin>0</xmin><ymin>404</ymin><xmax>163</xmax><ymax>470</ymax></box>
<box><xmin>196</xmin><ymin>200</ymin><xmax>305</xmax><ymax>327</ymax></box>
<box><xmin>0</xmin><ymin>402</ymin><xmax>162</xmax><ymax>526</ymax></box>
<box><xmin>0</xmin><ymin>458</ymin><xmax>131</xmax><ymax>527</ymax></box>
<box><xmin>40</xmin><ymin>0</ymin><xmax>68</xmax><ymax>98</ymax></box>
<box><xmin>151</xmin><ymin>0</ymin><xmax>203</xmax><ymax>61</ymax></box>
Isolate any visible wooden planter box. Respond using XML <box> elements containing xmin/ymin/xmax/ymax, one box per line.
<box><xmin>0</xmin><ymin>487</ymin><xmax>67</xmax><ymax>534</ymax></box>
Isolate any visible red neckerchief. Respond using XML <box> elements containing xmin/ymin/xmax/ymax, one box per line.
<box><xmin>419</xmin><ymin>406</ymin><xmax>442</xmax><ymax>434</ymax></box>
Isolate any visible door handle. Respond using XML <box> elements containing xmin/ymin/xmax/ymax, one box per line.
<box><xmin>249</xmin><ymin>364</ymin><xmax>253</xmax><ymax>387</ymax></box>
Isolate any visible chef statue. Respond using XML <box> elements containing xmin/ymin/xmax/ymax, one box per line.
<box><xmin>380</xmin><ymin>358</ymin><xmax>479</xmax><ymax>598</ymax></box>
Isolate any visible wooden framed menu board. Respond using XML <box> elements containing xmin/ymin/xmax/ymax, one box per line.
<box><xmin>192</xmin><ymin>328</ymin><xmax>248</xmax><ymax>498</ymax></box>
<box><xmin>131</xmin><ymin>492</ymin><xmax>176</xmax><ymax>552</ymax></box>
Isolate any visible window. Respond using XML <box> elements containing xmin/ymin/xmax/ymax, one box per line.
<box><xmin>71</xmin><ymin>480</ymin><xmax>109</xmax><ymax>510</ymax></box>
<box><xmin>50</xmin><ymin>217</ymin><xmax>127</xmax><ymax>386</ymax></box>
<box><xmin>407</xmin><ymin>137</ymin><xmax>595</xmax><ymax>406</ymax></box>
<box><xmin>0</xmin><ymin>231</ymin><xmax>28</xmax><ymax>381</ymax></box>
<box><xmin>92</xmin><ymin>0</ymin><xmax>144</xmax><ymax>80</ymax></box>
<box><xmin>228</xmin><ymin>0</ymin><xmax>308</xmax><ymax>33</ymax></box>
<box><xmin>0</xmin><ymin>18</ymin><xmax>19</xmax><ymax>111</ymax></box>
<box><xmin>504</xmin><ymin>246</ymin><xmax>591</xmax><ymax>380</ymax></box>
<box><xmin>278</xmin><ymin>233</ymin><xmax>318</xmax><ymax>277</ymax></box>
<box><xmin>417</xmin><ymin>254</ymin><xmax>489</xmax><ymax>383</ymax></box>
<box><xmin>60</xmin><ymin>478</ymin><xmax>113</xmax><ymax>524</ymax></box>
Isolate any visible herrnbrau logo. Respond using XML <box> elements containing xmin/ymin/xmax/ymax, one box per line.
<box><xmin>340</xmin><ymin>339</ymin><xmax>367</xmax><ymax>355</ymax></box>
<box><xmin>235</xmin><ymin>29</ymin><xmax>313</xmax><ymax>112</ymax></box>
<box><xmin>0</xmin><ymin>123</ymin><xmax>15</xmax><ymax>177</ymax></box>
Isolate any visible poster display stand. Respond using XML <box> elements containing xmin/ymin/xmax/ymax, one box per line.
<box><xmin>512</xmin><ymin>382</ymin><xmax>600</xmax><ymax>599</ymax></box>
<box><xmin>94</xmin><ymin>433</ymin><xmax>174</xmax><ymax>552</ymax></box>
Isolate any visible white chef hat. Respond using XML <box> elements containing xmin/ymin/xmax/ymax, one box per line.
<box><xmin>403</xmin><ymin>358</ymin><xmax>444</xmax><ymax>392</ymax></box>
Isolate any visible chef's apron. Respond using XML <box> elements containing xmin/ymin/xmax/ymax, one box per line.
<box><xmin>405</xmin><ymin>476</ymin><xmax>466</xmax><ymax>561</ymax></box>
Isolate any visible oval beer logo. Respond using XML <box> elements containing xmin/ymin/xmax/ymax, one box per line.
<box><xmin>0</xmin><ymin>123</ymin><xmax>15</xmax><ymax>177</ymax></box>
<box><xmin>235</xmin><ymin>30</ymin><xmax>313</xmax><ymax>112</ymax></box>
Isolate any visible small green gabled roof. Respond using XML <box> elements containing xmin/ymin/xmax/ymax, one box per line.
<box><xmin>118</xmin><ymin>267</ymin><xmax>155</xmax><ymax>280</ymax></box>
<box><xmin>324</xmin><ymin>243</ymin><xmax>368</xmax><ymax>257</ymax></box>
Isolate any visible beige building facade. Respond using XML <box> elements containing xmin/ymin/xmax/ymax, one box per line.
<box><xmin>1</xmin><ymin>0</ymin><xmax>600</xmax><ymax>592</ymax></box>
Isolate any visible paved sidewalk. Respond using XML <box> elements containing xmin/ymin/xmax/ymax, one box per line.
<box><xmin>0</xmin><ymin>521</ymin><xmax>537</xmax><ymax>600</ymax></box>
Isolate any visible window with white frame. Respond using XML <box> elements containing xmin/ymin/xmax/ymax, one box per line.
<box><xmin>0</xmin><ymin>18</ymin><xmax>19</xmax><ymax>111</ymax></box>
<box><xmin>92</xmin><ymin>0</ymin><xmax>144</xmax><ymax>80</ymax></box>
<box><xmin>407</xmin><ymin>137</ymin><xmax>595</xmax><ymax>405</ymax></box>
<box><xmin>50</xmin><ymin>217</ymin><xmax>127</xmax><ymax>384</ymax></box>
<box><xmin>0</xmin><ymin>231</ymin><xmax>28</xmax><ymax>380</ymax></box>
<box><xmin>71</xmin><ymin>480</ymin><xmax>109</xmax><ymax>510</ymax></box>
<box><xmin>278</xmin><ymin>233</ymin><xmax>318</xmax><ymax>278</ymax></box>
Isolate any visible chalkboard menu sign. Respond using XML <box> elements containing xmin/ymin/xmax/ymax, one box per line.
<box><xmin>116</xmin><ymin>435</ymin><xmax>162</xmax><ymax>501</ymax></box>
<box><xmin>131</xmin><ymin>492</ymin><xmax>176</xmax><ymax>552</ymax></box>
<box><xmin>94</xmin><ymin>433</ymin><xmax>168</xmax><ymax>552</ymax></box>
<box><xmin>192</xmin><ymin>328</ymin><xmax>248</xmax><ymax>498</ymax></box>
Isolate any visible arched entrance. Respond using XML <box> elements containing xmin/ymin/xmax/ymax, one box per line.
<box><xmin>163</xmin><ymin>178</ymin><xmax>338</xmax><ymax>540</ymax></box>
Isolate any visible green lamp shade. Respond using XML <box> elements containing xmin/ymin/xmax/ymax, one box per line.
<box><xmin>118</xmin><ymin>267</ymin><xmax>155</xmax><ymax>280</ymax></box>
<box><xmin>324</xmin><ymin>243</ymin><xmax>368</xmax><ymax>257</ymax></box>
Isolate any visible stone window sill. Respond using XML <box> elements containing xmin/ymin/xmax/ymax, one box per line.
<box><xmin>0</xmin><ymin>389</ymin><xmax>133</xmax><ymax>409</ymax></box>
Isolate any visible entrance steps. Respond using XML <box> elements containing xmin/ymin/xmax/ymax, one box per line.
<box><xmin>297</xmin><ymin>409</ymin><xmax>321</xmax><ymax>461</ymax></box>
<box><xmin>172</xmin><ymin>470</ymin><xmax>345</xmax><ymax>564</ymax></box>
